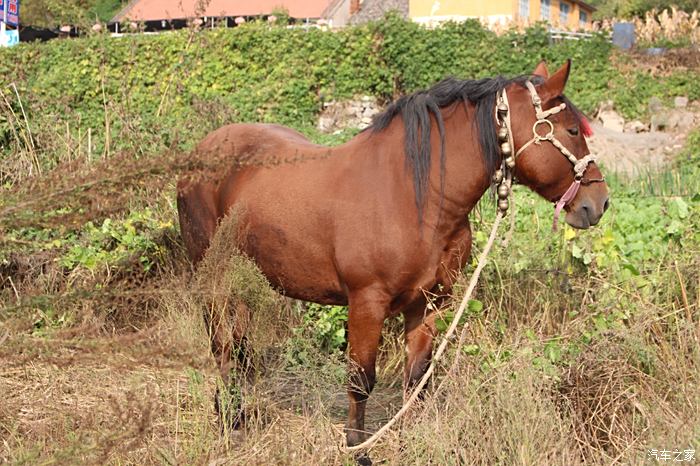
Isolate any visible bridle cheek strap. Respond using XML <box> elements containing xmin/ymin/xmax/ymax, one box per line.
<box><xmin>552</xmin><ymin>152</ymin><xmax>598</xmax><ymax>231</ymax></box>
<box><xmin>552</xmin><ymin>179</ymin><xmax>581</xmax><ymax>231</ymax></box>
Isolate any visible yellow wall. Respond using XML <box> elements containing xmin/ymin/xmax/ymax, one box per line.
<box><xmin>409</xmin><ymin>0</ymin><xmax>516</xmax><ymax>20</ymax></box>
<box><xmin>526</xmin><ymin>0</ymin><xmax>594</xmax><ymax>28</ymax></box>
<box><xmin>549</xmin><ymin>1</ymin><xmax>585</xmax><ymax>28</ymax></box>
<box><xmin>409</xmin><ymin>0</ymin><xmax>593</xmax><ymax>27</ymax></box>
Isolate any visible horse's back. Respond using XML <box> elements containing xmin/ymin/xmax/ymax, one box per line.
<box><xmin>194</xmin><ymin>123</ymin><xmax>320</xmax><ymax>162</ymax></box>
<box><xmin>215</xmin><ymin>125</ymin><xmax>346</xmax><ymax>300</ymax></box>
<box><xmin>176</xmin><ymin>123</ymin><xmax>332</xmax><ymax>270</ymax></box>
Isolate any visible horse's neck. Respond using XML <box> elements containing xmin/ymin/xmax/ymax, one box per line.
<box><xmin>426</xmin><ymin>103</ymin><xmax>493</xmax><ymax>226</ymax></box>
<box><xmin>345</xmin><ymin>106</ymin><xmax>492</xmax><ymax>232</ymax></box>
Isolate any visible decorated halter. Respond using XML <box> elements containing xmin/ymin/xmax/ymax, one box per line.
<box><xmin>492</xmin><ymin>80</ymin><xmax>604</xmax><ymax>230</ymax></box>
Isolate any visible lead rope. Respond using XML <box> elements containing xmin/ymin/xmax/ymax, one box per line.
<box><xmin>346</xmin><ymin>91</ymin><xmax>516</xmax><ymax>454</ymax></box>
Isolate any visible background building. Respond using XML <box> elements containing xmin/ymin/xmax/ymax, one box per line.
<box><xmin>113</xmin><ymin>0</ymin><xmax>335</xmax><ymax>24</ymax></box>
<box><xmin>409</xmin><ymin>0</ymin><xmax>596</xmax><ymax>28</ymax></box>
<box><xmin>110</xmin><ymin>0</ymin><xmax>594</xmax><ymax>31</ymax></box>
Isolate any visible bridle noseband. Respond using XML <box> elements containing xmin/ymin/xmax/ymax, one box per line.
<box><xmin>492</xmin><ymin>81</ymin><xmax>605</xmax><ymax>230</ymax></box>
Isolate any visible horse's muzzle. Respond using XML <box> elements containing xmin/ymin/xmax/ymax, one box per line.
<box><xmin>565</xmin><ymin>196</ymin><xmax>609</xmax><ymax>229</ymax></box>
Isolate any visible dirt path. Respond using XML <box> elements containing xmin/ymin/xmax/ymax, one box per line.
<box><xmin>0</xmin><ymin>326</ymin><xmax>218</xmax><ymax>464</ymax></box>
<box><xmin>0</xmin><ymin>320</ymin><xmax>402</xmax><ymax>465</ymax></box>
<box><xmin>586</xmin><ymin>123</ymin><xmax>682</xmax><ymax>175</ymax></box>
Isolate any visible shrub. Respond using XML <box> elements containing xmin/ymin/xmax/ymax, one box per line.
<box><xmin>2</xmin><ymin>15</ymin><xmax>695</xmax><ymax>174</ymax></box>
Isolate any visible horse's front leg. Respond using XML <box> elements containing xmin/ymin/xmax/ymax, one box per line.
<box><xmin>345</xmin><ymin>287</ymin><xmax>388</xmax><ymax>449</ymax></box>
<box><xmin>403</xmin><ymin>304</ymin><xmax>437</xmax><ymax>401</ymax></box>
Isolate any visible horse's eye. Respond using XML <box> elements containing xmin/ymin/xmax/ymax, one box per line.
<box><xmin>567</xmin><ymin>127</ymin><xmax>579</xmax><ymax>136</ymax></box>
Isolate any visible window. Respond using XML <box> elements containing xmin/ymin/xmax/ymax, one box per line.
<box><xmin>579</xmin><ymin>11</ymin><xmax>588</xmax><ymax>25</ymax></box>
<box><xmin>560</xmin><ymin>2</ymin><xmax>570</xmax><ymax>24</ymax></box>
<box><xmin>541</xmin><ymin>0</ymin><xmax>550</xmax><ymax>20</ymax></box>
<box><xmin>519</xmin><ymin>0</ymin><xmax>530</xmax><ymax>19</ymax></box>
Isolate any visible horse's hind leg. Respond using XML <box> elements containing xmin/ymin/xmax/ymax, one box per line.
<box><xmin>204</xmin><ymin>298</ymin><xmax>252</xmax><ymax>431</ymax></box>
<box><xmin>177</xmin><ymin>182</ymin><xmax>252</xmax><ymax>430</ymax></box>
<box><xmin>176</xmin><ymin>181</ymin><xmax>219</xmax><ymax>266</ymax></box>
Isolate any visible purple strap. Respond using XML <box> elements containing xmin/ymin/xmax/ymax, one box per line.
<box><xmin>552</xmin><ymin>179</ymin><xmax>581</xmax><ymax>231</ymax></box>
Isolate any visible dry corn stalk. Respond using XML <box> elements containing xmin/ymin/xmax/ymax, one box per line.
<box><xmin>633</xmin><ymin>7</ymin><xmax>700</xmax><ymax>46</ymax></box>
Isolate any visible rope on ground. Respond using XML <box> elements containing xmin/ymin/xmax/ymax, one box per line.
<box><xmin>346</xmin><ymin>210</ymin><xmax>505</xmax><ymax>452</ymax></box>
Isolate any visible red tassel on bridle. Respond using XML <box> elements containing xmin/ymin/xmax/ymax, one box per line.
<box><xmin>580</xmin><ymin>116</ymin><xmax>593</xmax><ymax>138</ymax></box>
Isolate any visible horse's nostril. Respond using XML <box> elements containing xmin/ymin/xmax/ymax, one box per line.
<box><xmin>580</xmin><ymin>203</ymin><xmax>594</xmax><ymax>226</ymax></box>
<box><xmin>603</xmin><ymin>198</ymin><xmax>610</xmax><ymax>212</ymax></box>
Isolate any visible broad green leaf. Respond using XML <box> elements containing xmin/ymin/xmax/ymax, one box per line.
<box><xmin>467</xmin><ymin>299</ymin><xmax>483</xmax><ymax>315</ymax></box>
<box><xmin>571</xmin><ymin>244</ymin><xmax>583</xmax><ymax>259</ymax></box>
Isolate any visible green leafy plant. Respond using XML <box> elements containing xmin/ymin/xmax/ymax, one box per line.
<box><xmin>435</xmin><ymin>299</ymin><xmax>483</xmax><ymax>333</ymax></box>
<box><xmin>301</xmin><ymin>303</ymin><xmax>348</xmax><ymax>353</ymax></box>
<box><xmin>59</xmin><ymin>209</ymin><xmax>171</xmax><ymax>272</ymax></box>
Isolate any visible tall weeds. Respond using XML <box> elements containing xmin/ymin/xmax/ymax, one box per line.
<box><xmin>633</xmin><ymin>7</ymin><xmax>700</xmax><ymax>47</ymax></box>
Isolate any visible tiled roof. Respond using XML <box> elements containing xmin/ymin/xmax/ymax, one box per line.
<box><xmin>349</xmin><ymin>0</ymin><xmax>408</xmax><ymax>24</ymax></box>
<box><xmin>573</xmin><ymin>0</ymin><xmax>597</xmax><ymax>12</ymax></box>
<box><xmin>113</xmin><ymin>0</ymin><xmax>332</xmax><ymax>22</ymax></box>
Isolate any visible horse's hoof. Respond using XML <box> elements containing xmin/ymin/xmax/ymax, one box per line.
<box><xmin>354</xmin><ymin>452</ymin><xmax>372</xmax><ymax>466</ymax></box>
<box><xmin>346</xmin><ymin>430</ymin><xmax>372</xmax><ymax>465</ymax></box>
<box><xmin>214</xmin><ymin>391</ymin><xmax>246</xmax><ymax>432</ymax></box>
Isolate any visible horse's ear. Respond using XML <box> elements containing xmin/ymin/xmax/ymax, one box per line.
<box><xmin>539</xmin><ymin>59</ymin><xmax>571</xmax><ymax>101</ymax></box>
<box><xmin>533</xmin><ymin>61</ymin><xmax>549</xmax><ymax>78</ymax></box>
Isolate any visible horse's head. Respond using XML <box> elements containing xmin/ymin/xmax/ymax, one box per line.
<box><xmin>504</xmin><ymin>60</ymin><xmax>609</xmax><ymax>229</ymax></box>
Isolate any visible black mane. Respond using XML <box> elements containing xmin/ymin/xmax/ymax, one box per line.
<box><xmin>370</xmin><ymin>75</ymin><xmax>533</xmax><ymax>219</ymax></box>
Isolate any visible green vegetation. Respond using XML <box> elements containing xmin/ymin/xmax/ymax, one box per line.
<box><xmin>21</xmin><ymin>0</ymin><xmax>126</xmax><ymax>27</ymax></box>
<box><xmin>58</xmin><ymin>209</ymin><xmax>170</xmax><ymax>272</ymax></box>
<box><xmin>0</xmin><ymin>16</ymin><xmax>697</xmax><ymax>177</ymax></box>
<box><xmin>589</xmin><ymin>0</ymin><xmax>699</xmax><ymax>19</ymax></box>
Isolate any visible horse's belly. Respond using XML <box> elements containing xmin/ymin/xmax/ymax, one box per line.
<box><xmin>240</xmin><ymin>223</ymin><xmax>347</xmax><ymax>306</ymax></box>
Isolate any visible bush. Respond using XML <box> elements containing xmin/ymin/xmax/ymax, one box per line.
<box><xmin>2</xmin><ymin>16</ymin><xmax>696</xmax><ymax>172</ymax></box>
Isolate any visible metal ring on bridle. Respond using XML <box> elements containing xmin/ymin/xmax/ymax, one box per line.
<box><xmin>533</xmin><ymin>119</ymin><xmax>554</xmax><ymax>140</ymax></box>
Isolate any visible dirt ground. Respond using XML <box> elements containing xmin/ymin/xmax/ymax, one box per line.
<box><xmin>587</xmin><ymin>103</ymin><xmax>699</xmax><ymax>175</ymax></box>
<box><xmin>587</xmin><ymin>123</ymin><xmax>677</xmax><ymax>174</ymax></box>
<box><xmin>0</xmin><ymin>305</ymin><xmax>404</xmax><ymax>464</ymax></box>
<box><xmin>0</xmin><ymin>321</ymin><xmax>214</xmax><ymax>463</ymax></box>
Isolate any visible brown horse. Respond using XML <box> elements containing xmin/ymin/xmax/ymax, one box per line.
<box><xmin>176</xmin><ymin>60</ymin><xmax>609</xmax><ymax>447</ymax></box>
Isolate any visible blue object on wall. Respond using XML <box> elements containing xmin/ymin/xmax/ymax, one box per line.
<box><xmin>612</xmin><ymin>22</ymin><xmax>635</xmax><ymax>49</ymax></box>
<box><xmin>0</xmin><ymin>29</ymin><xmax>19</xmax><ymax>46</ymax></box>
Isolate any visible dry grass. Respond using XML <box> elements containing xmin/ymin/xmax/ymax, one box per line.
<box><xmin>1</xmin><ymin>129</ymin><xmax>698</xmax><ymax>465</ymax></box>
<box><xmin>2</xmin><ymin>253</ymin><xmax>698</xmax><ymax>465</ymax></box>
<box><xmin>2</xmin><ymin>179</ymin><xmax>698</xmax><ymax>465</ymax></box>
<box><xmin>633</xmin><ymin>8</ymin><xmax>700</xmax><ymax>47</ymax></box>
<box><xmin>0</xmin><ymin>324</ymin><xmax>211</xmax><ymax>464</ymax></box>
